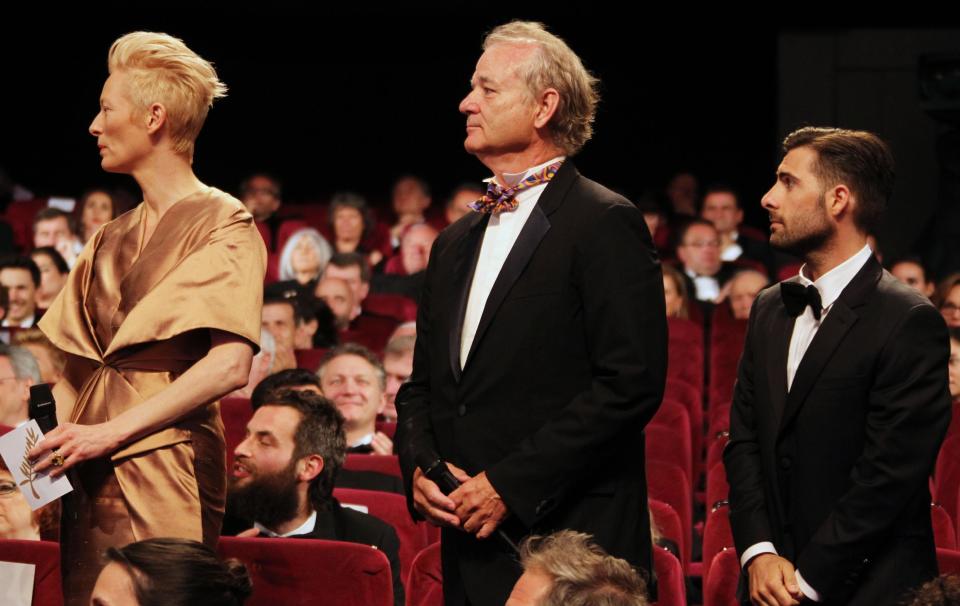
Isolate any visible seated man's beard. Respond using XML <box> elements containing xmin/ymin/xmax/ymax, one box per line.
<box><xmin>228</xmin><ymin>459</ymin><xmax>301</xmax><ymax>531</ymax></box>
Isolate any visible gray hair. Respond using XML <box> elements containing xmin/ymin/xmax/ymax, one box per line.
<box><xmin>0</xmin><ymin>344</ymin><xmax>41</xmax><ymax>384</ymax></box>
<box><xmin>483</xmin><ymin>21</ymin><xmax>600</xmax><ymax>156</ymax></box>
<box><xmin>278</xmin><ymin>227</ymin><xmax>333</xmax><ymax>282</ymax></box>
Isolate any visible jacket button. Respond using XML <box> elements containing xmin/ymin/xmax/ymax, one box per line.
<box><xmin>458</xmin><ymin>404</ymin><xmax>467</xmax><ymax>416</ymax></box>
<box><xmin>779</xmin><ymin>457</ymin><xmax>792</xmax><ymax>470</ymax></box>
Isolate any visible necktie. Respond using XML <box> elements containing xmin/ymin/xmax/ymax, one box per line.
<box><xmin>470</xmin><ymin>160</ymin><xmax>563</xmax><ymax>215</ymax></box>
<box><xmin>781</xmin><ymin>281</ymin><xmax>823</xmax><ymax>320</ymax></box>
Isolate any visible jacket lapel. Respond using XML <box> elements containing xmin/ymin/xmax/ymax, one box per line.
<box><xmin>766</xmin><ymin>291</ymin><xmax>796</xmax><ymax>432</ymax></box>
<box><xmin>777</xmin><ymin>255</ymin><xmax>881</xmax><ymax>434</ymax></box>
<box><xmin>448</xmin><ymin>213</ymin><xmax>488</xmax><ymax>382</ymax></box>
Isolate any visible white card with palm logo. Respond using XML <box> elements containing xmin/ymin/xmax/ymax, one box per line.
<box><xmin>0</xmin><ymin>420</ymin><xmax>73</xmax><ymax>510</ymax></box>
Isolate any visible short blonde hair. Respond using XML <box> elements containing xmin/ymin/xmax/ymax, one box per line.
<box><xmin>108</xmin><ymin>31</ymin><xmax>227</xmax><ymax>157</ymax></box>
<box><xmin>484</xmin><ymin>21</ymin><xmax>599</xmax><ymax>156</ymax></box>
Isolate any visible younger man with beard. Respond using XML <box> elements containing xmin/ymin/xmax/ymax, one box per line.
<box><xmin>228</xmin><ymin>390</ymin><xmax>404</xmax><ymax>605</ymax></box>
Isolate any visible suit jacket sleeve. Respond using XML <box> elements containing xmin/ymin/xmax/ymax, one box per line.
<box><xmin>484</xmin><ymin>202</ymin><xmax>668</xmax><ymax>527</ymax></box>
<box><xmin>395</xmin><ymin>238</ymin><xmax>443</xmax><ymax>517</ymax></box>
<box><xmin>796</xmin><ymin>303</ymin><xmax>951</xmax><ymax>598</ymax></box>
<box><xmin>724</xmin><ymin>293</ymin><xmax>777</xmax><ymax>554</ymax></box>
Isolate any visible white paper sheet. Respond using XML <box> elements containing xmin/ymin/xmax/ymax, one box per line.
<box><xmin>0</xmin><ymin>561</ymin><xmax>36</xmax><ymax>605</ymax></box>
<box><xmin>0</xmin><ymin>420</ymin><xmax>73</xmax><ymax>510</ymax></box>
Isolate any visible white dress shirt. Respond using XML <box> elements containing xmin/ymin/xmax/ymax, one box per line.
<box><xmin>720</xmin><ymin>230</ymin><xmax>744</xmax><ymax>262</ymax></box>
<box><xmin>255</xmin><ymin>509</ymin><xmax>317</xmax><ymax>537</ymax></box>
<box><xmin>1</xmin><ymin>315</ymin><xmax>34</xmax><ymax>328</ymax></box>
<box><xmin>739</xmin><ymin>244</ymin><xmax>874</xmax><ymax>602</ymax></box>
<box><xmin>685</xmin><ymin>267</ymin><xmax>721</xmax><ymax>302</ymax></box>
<box><xmin>460</xmin><ymin>157</ymin><xmax>565</xmax><ymax>369</ymax></box>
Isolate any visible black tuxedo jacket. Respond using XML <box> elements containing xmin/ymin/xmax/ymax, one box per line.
<box><xmin>396</xmin><ymin>161</ymin><xmax>667</xmax><ymax>605</ymax></box>
<box><xmin>724</xmin><ymin>255</ymin><xmax>952</xmax><ymax>605</ymax></box>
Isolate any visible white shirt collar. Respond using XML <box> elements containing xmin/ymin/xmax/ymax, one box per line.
<box><xmin>255</xmin><ymin>509</ymin><xmax>317</xmax><ymax>538</ymax></box>
<box><xmin>486</xmin><ymin>156</ymin><xmax>566</xmax><ymax>189</ymax></box>
<box><xmin>351</xmin><ymin>432</ymin><xmax>374</xmax><ymax>448</ymax></box>
<box><xmin>796</xmin><ymin>244</ymin><xmax>873</xmax><ymax>310</ymax></box>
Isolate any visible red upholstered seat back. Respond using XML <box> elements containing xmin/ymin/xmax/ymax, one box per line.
<box><xmin>702</xmin><ymin>503</ymin><xmax>735</xmax><ymax>584</ymax></box>
<box><xmin>646</xmin><ymin>461</ymin><xmax>691</xmax><ymax>571</ymax></box>
<box><xmin>220</xmin><ymin>398</ymin><xmax>253</xmax><ymax>470</ymax></box>
<box><xmin>0</xmin><ymin>539</ymin><xmax>63</xmax><ymax>606</ymax></box>
<box><xmin>406</xmin><ymin>542</ymin><xmax>443</xmax><ymax>606</ymax></box>
<box><xmin>649</xmin><ymin>499</ymin><xmax>685</xmax><ymax>571</ymax></box>
<box><xmin>932</xmin><ymin>502</ymin><xmax>958</xmax><ymax>550</ymax></box>
<box><xmin>937</xmin><ymin>547</ymin><xmax>960</xmax><ymax>576</ymax></box>
<box><xmin>651</xmin><ymin>546</ymin><xmax>686</xmax><ymax>606</ymax></box>
<box><xmin>343</xmin><ymin>453</ymin><xmax>403</xmax><ymax>478</ymax></box>
<box><xmin>703</xmin><ymin>547</ymin><xmax>741</xmax><ymax>606</ymax></box>
<box><xmin>217</xmin><ymin>536</ymin><xmax>393</xmax><ymax>606</ymax></box>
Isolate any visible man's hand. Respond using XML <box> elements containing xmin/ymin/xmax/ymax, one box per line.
<box><xmin>370</xmin><ymin>431</ymin><xmax>394</xmax><ymax>455</ymax></box>
<box><xmin>748</xmin><ymin>553</ymin><xmax>803</xmax><ymax>606</ymax></box>
<box><xmin>412</xmin><ymin>463</ymin><xmax>470</xmax><ymax>528</ymax></box>
<box><xmin>450</xmin><ymin>471</ymin><xmax>509</xmax><ymax>539</ymax></box>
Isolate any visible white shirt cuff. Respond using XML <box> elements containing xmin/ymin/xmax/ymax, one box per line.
<box><xmin>795</xmin><ymin>570</ymin><xmax>821</xmax><ymax>602</ymax></box>
<box><xmin>740</xmin><ymin>541</ymin><xmax>778</xmax><ymax>568</ymax></box>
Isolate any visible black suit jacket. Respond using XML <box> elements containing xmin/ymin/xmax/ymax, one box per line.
<box><xmin>724</xmin><ymin>255</ymin><xmax>952</xmax><ymax>605</ymax></box>
<box><xmin>290</xmin><ymin>500</ymin><xmax>404</xmax><ymax>606</ymax></box>
<box><xmin>396</xmin><ymin>161</ymin><xmax>667</xmax><ymax>605</ymax></box>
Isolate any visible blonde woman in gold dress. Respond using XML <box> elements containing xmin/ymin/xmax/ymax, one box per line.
<box><xmin>30</xmin><ymin>32</ymin><xmax>266</xmax><ymax>605</ymax></box>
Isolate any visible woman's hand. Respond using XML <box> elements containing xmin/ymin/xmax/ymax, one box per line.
<box><xmin>28</xmin><ymin>422</ymin><xmax>124</xmax><ymax>477</ymax></box>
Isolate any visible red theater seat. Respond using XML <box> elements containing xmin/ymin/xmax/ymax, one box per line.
<box><xmin>701</xmin><ymin>503</ymin><xmax>735</xmax><ymax>584</ymax></box>
<box><xmin>706</xmin><ymin>462</ymin><xmax>730</xmax><ymax>511</ymax></box>
<box><xmin>938</xmin><ymin>547</ymin><xmax>960</xmax><ymax>576</ymax></box>
<box><xmin>647</xmin><ymin>462</ymin><xmax>691</xmax><ymax>571</ymax></box>
<box><xmin>703</xmin><ymin>547</ymin><xmax>740</xmax><ymax>606</ymax></box>
<box><xmin>294</xmin><ymin>348</ymin><xmax>329</xmax><ymax>372</ymax></box>
<box><xmin>0</xmin><ymin>539</ymin><xmax>63</xmax><ymax>606</ymax></box>
<box><xmin>935</xmin><ymin>435</ymin><xmax>960</xmax><ymax>529</ymax></box>
<box><xmin>334</xmin><ymin>488</ymin><xmax>436</xmax><ymax>588</ymax></box>
<box><xmin>344</xmin><ymin>453</ymin><xmax>403</xmax><ymax>478</ymax></box>
<box><xmin>647</xmin><ymin>422</ymin><xmax>693</xmax><ymax>487</ymax></box>
<box><xmin>406</xmin><ymin>542</ymin><xmax>443</xmax><ymax>606</ymax></box>
<box><xmin>649</xmin><ymin>499</ymin><xmax>685</xmax><ymax>570</ymax></box>
<box><xmin>652</xmin><ymin>546</ymin><xmax>686</xmax><ymax>606</ymax></box>
<box><xmin>365</xmin><ymin>293</ymin><xmax>418</xmax><ymax>324</ymax></box>
<box><xmin>931</xmin><ymin>502</ymin><xmax>957</xmax><ymax>550</ymax></box>
<box><xmin>220</xmin><ymin>397</ymin><xmax>253</xmax><ymax>470</ymax></box>
<box><xmin>217</xmin><ymin>536</ymin><xmax>393</xmax><ymax>606</ymax></box>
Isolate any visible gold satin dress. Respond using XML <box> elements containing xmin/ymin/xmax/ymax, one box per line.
<box><xmin>38</xmin><ymin>188</ymin><xmax>266</xmax><ymax>605</ymax></box>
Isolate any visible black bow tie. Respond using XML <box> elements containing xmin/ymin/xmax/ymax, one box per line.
<box><xmin>781</xmin><ymin>282</ymin><xmax>823</xmax><ymax>320</ymax></box>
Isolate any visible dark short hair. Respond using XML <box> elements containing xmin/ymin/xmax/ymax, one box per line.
<box><xmin>262</xmin><ymin>295</ymin><xmax>299</xmax><ymax>323</ymax></box>
<box><xmin>30</xmin><ymin>246</ymin><xmax>69</xmax><ymax>275</ymax></box>
<box><xmin>905</xmin><ymin>574</ymin><xmax>960</xmax><ymax>606</ymax></box>
<box><xmin>251</xmin><ymin>368</ymin><xmax>322</xmax><ymax>410</ymax></box>
<box><xmin>446</xmin><ymin>182</ymin><xmax>484</xmax><ymax>208</ymax></box>
<box><xmin>104</xmin><ymin>538</ymin><xmax>252</xmax><ymax>606</ymax></box>
<box><xmin>239</xmin><ymin>172</ymin><xmax>282</xmax><ymax>199</ymax></box>
<box><xmin>782</xmin><ymin>126</ymin><xmax>894</xmax><ymax>236</ymax></box>
<box><xmin>318</xmin><ymin>342</ymin><xmax>386</xmax><ymax>391</ymax></box>
<box><xmin>260</xmin><ymin>390</ymin><xmax>347</xmax><ymax>508</ymax></box>
<box><xmin>701</xmin><ymin>183</ymin><xmax>741</xmax><ymax>210</ymax></box>
<box><xmin>327</xmin><ymin>252</ymin><xmax>371</xmax><ymax>284</ymax></box>
<box><xmin>0</xmin><ymin>255</ymin><xmax>41</xmax><ymax>287</ymax></box>
<box><xmin>328</xmin><ymin>191</ymin><xmax>374</xmax><ymax>242</ymax></box>
<box><xmin>887</xmin><ymin>255</ymin><xmax>929</xmax><ymax>281</ymax></box>
<box><xmin>394</xmin><ymin>174</ymin><xmax>431</xmax><ymax>198</ymax></box>
<box><xmin>32</xmin><ymin>207</ymin><xmax>77</xmax><ymax>236</ymax></box>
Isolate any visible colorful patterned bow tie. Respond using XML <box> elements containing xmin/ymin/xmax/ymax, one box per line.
<box><xmin>470</xmin><ymin>160</ymin><xmax>563</xmax><ymax>215</ymax></box>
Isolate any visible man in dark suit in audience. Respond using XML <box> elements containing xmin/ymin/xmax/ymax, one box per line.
<box><xmin>701</xmin><ymin>184</ymin><xmax>776</xmax><ymax>275</ymax></box>
<box><xmin>397</xmin><ymin>21</ymin><xmax>665</xmax><ymax>606</ymax></box>
<box><xmin>725</xmin><ymin>127</ymin><xmax>952</xmax><ymax>606</ymax></box>
<box><xmin>323</xmin><ymin>253</ymin><xmax>398</xmax><ymax>352</ymax></box>
<box><xmin>675</xmin><ymin>219</ymin><xmax>739</xmax><ymax>305</ymax></box>
<box><xmin>227</xmin><ymin>389</ymin><xmax>404</xmax><ymax>605</ymax></box>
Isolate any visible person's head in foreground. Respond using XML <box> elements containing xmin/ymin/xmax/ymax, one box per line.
<box><xmin>90</xmin><ymin>537</ymin><xmax>252</xmax><ymax>606</ymax></box>
<box><xmin>904</xmin><ymin>574</ymin><xmax>960</xmax><ymax>606</ymax></box>
<box><xmin>949</xmin><ymin>328</ymin><xmax>960</xmax><ymax>402</ymax></box>
<box><xmin>506</xmin><ymin>530</ymin><xmax>649</xmax><ymax>606</ymax></box>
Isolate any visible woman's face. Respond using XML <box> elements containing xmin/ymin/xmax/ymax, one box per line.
<box><xmin>82</xmin><ymin>191</ymin><xmax>114</xmax><ymax>235</ymax></box>
<box><xmin>942</xmin><ymin>285</ymin><xmax>960</xmax><ymax>329</ymax></box>
<box><xmin>333</xmin><ymin>207</ymin><xmax>364</xmax><ymax>244</ymax></box>
<box><xmin>90</xmin><ymin>561</ymin><xmax>139</xmax><ymax>606</ymax></box>
<box><xmin>663</xmin><ymin>275</ymin><xmax>682</xmax><ymax>318</ymax></box>
<box><xmin>31</xmin><ymin>252</ymin><xmax>67</xmax><ymax>300</ymax></box>
<box><xmin>291</xmin><ymin>236</ymin><xmax>321</xmax><ymax>283</ymax></box>
<box><xmin>89</xmin><ymin>71</ymin><xmax>153</xmax><ymax>174</ymax></box>
<box><xmin>0</xmin><ymin>470</ymin><xmax>38</xmax><ymax>540</ymax></box>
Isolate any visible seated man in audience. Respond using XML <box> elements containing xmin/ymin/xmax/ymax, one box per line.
<box><xmin>381</xmin><ymin>334</ymin><xmax>415</xmax><ymax>422</ymax></box>
<box><xmin>32</xmin><ymin>207</ymin><xmax>83</xmax><ymax>268</ymax></box>
<box><xmin>724</xmin><ymin>269</ymin><xmax>770</xmax><ymax>320</ymax></box>
<box><xmin>372</xmin><ymin>223</ymin><xmax>437</xmax><ymax>303</ymax></box>
<box><xmin>0</xmin><ymin>256</ymin><xmax>41</xmax><ymax>328</ymax></box>
<box><xmin>389</xmin><ymin>175</ymin><xmax>432</xmax><ymax>249</ymax></box>
<box><xmin>228</xmin><ymin>390</ymin><xmax>403</xmax><ymax>605</ymax></box>
<box><xmin>506</xmin><ymin>530</ymin><xmax>649</xmax><ymax>606</ymax></box>
<box><xmin>444</xmin><ymin>182</ymin><xmax>484</xmax><ymax>225</ymax></box>
<box><xmin>950</xmin><ymin>328</ymin><xmax>959</xmax><ymax>406</ymax></box>
<box><xmin>262</xmin><ymin>295</ymin><xmax>299</xmax><ymax>352</ymax></box>
<box><xmin>700</xmin><ymin>184</ymin><xmax>774</xmax><ymax>272</ymax></box>
<box><xmin>251</xmin><ymin>368</ymin><xmax>403</xmax><ymax>494</ymax></box>
<box><xmin>675</xmin><ymin>219</ymin><xmax>738</xmax><ymax>305</ymax></box>
<box><xmin>316</xmin><ymin>276</ymin><xmax>356</xmax><ymax>330</ymax></box>
<box><xmin>13</xmin><ymin>328</ymin><xmax>65</xmax><ymax>384</ymax></box>
<box><xmin>322</xmin><ymin>254</ymin><xmax>398</xmax><ymax>352</ymax></box>
<box><xmin>240</xmin><ymin>172</ymin><xmax>283</xmax><ymax>251</ymax></box>
<box><xmin>0</xmin><ymin>344</ymin><xmax>40</xmax><ymax>427</ymax></box>
<box><xmin>890</xmin><ymin>256</ymin><xmax>936</xmax><ymax>299</ymax></box>
<box><xmin>317</xmin><ymin>343</ymin><xmax>393</xmax><ymax>455</ymax></box>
